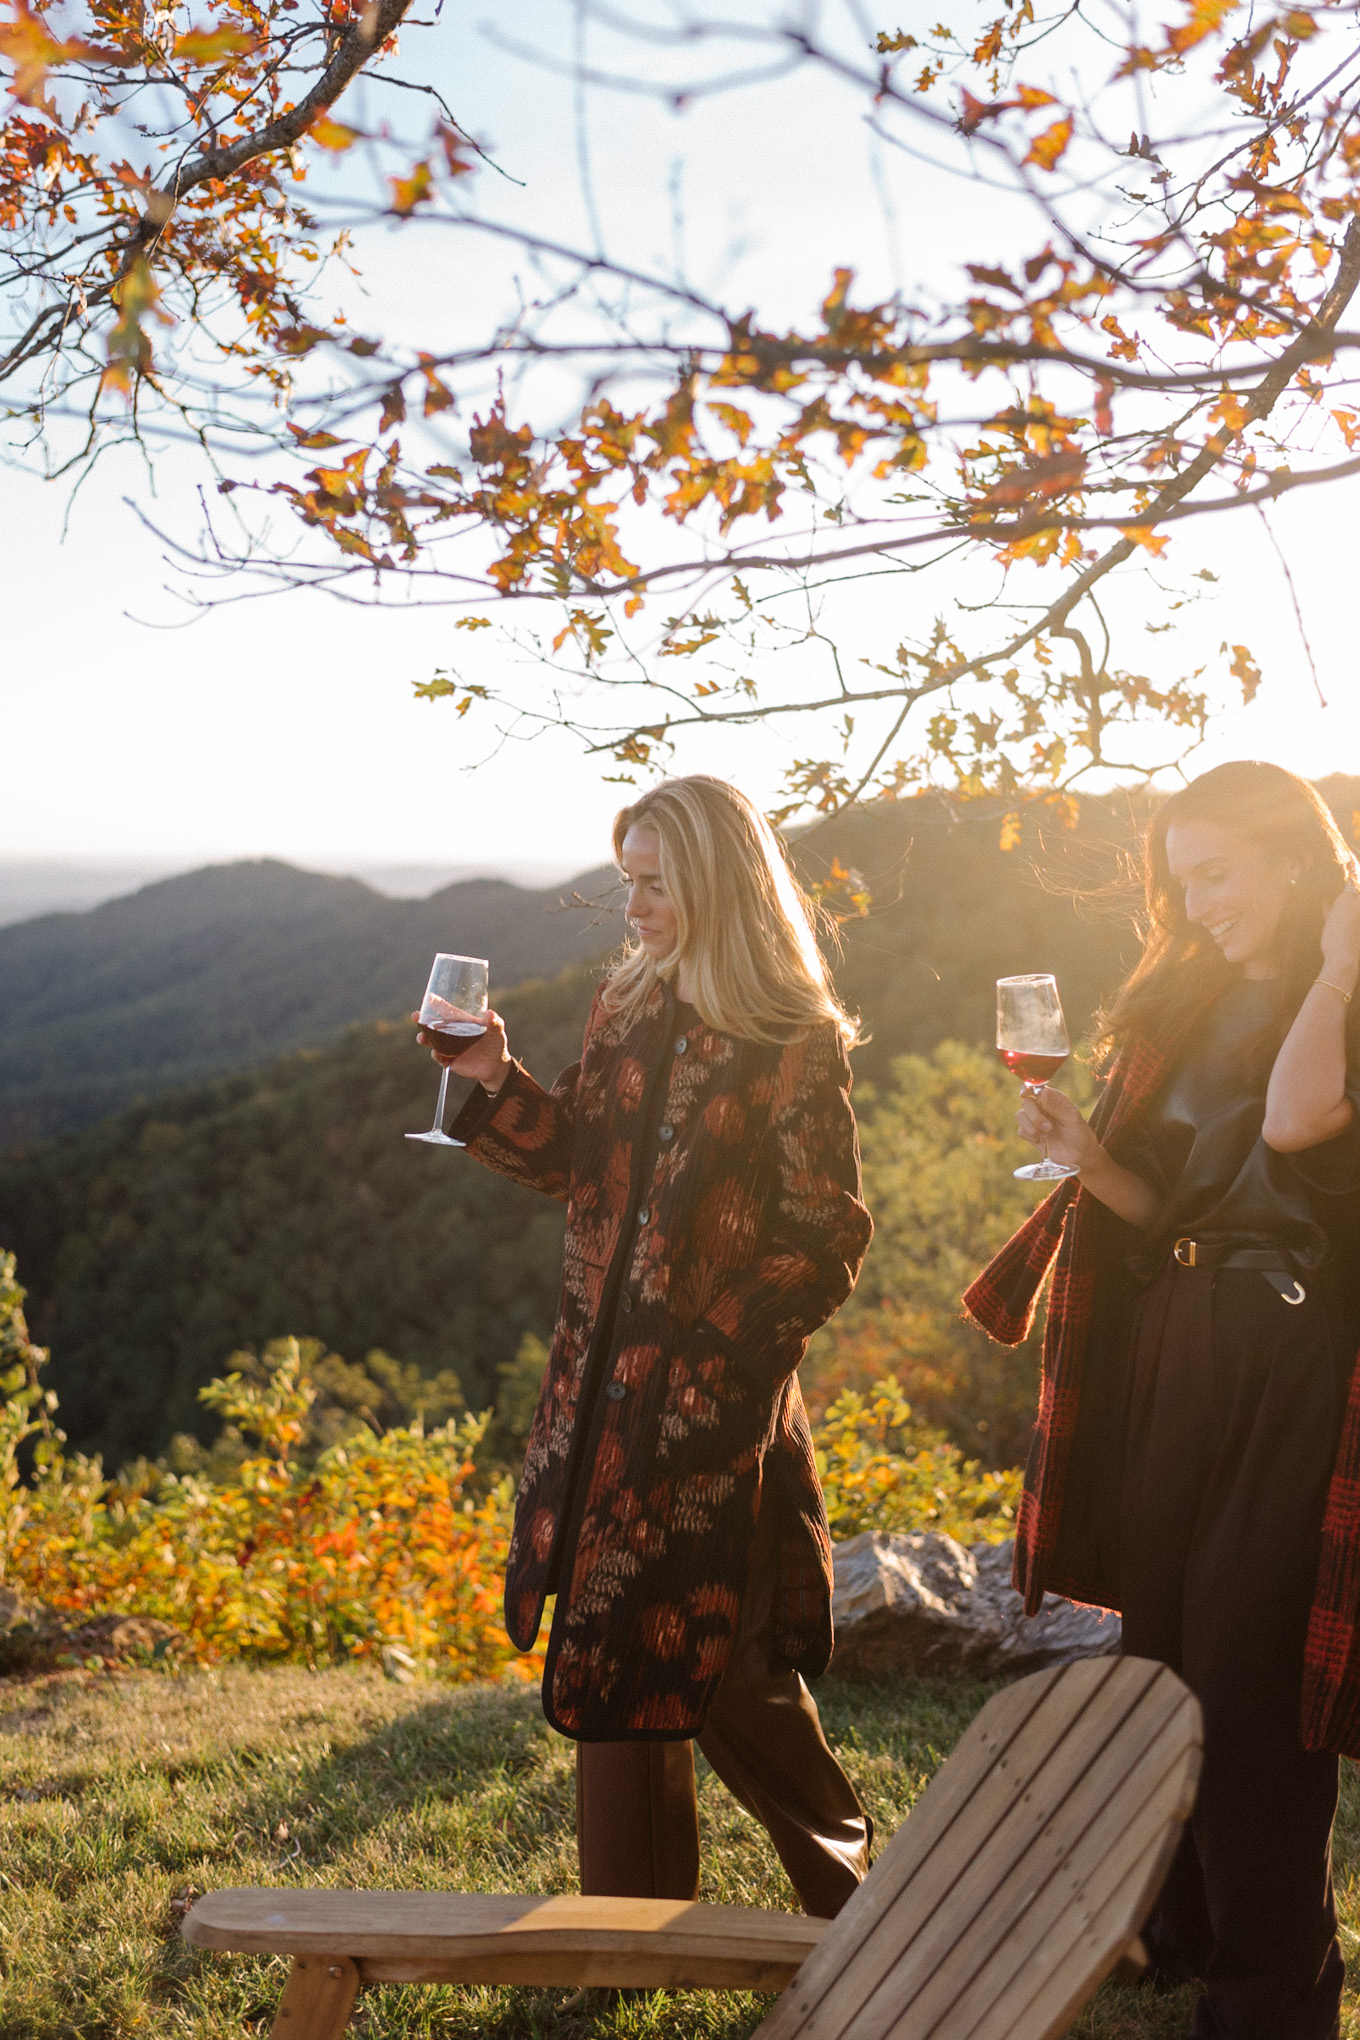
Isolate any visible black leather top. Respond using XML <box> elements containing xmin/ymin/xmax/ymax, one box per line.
<box><xmin>1117</xmin><ymin>977</ymin><xmax>1360</xmax><ymax>1292</ymax></box>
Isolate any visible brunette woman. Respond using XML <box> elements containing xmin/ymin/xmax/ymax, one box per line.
<box><xmin>966</xmin><ymin>760</ymin><xmax>1360</xmax><ymax>2040</ymax></box>
<box><xmin>420</xmin><ymin>775</ymin><xmax>873</xmax><ymax>1918</ymax></box>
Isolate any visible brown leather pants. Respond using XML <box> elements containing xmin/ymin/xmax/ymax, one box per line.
<box><xmin>574</xmin><ymin>1509</ymin><xmax>872</xmax><ymax>1919</ymax></box>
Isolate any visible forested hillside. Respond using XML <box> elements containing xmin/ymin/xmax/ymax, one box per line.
<box><xmin>7</xmin><ymin>776</ymin><xmax>1360</xmax><ymax>1471</ymax></box>
<box><xmin>0</xmin><ymin>856</ymin><xmax>618</xmax><ymax>1146</ymax></box>
<box><xmin>0</xmin><ymin>970</ymin><xmax>594</xmax><ymax>1468</ymax></box>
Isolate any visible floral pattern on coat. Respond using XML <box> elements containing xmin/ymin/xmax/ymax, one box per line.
<box><xmin>449</xmin><ymin>980</ymin><xmax>872</xmax><ymax>1741</ymax></box>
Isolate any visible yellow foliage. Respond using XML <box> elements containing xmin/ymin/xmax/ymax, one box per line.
<box><xmin>816</xmin><ymin>1376</ymin><xmax>1022</xmax><ymax>1544</ymax></box>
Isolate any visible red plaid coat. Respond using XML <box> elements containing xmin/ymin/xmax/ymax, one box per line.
<box><xmin>964</xmin><ymin>1037</ymin><xmax>1360</xmax><ymax>1759</ymax></box>
<box><xmin>450</xmin><ymin>981</ymin><xmax>872</xmax><ymax>1741</ymax></box>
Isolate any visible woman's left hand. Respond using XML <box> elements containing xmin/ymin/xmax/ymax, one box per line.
<box><xmin>1321</xmin><ymin>882</ymin><xmax>1360</xmax><ymax>987</ymax></box>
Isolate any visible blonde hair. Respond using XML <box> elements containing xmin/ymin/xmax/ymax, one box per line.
<box><xmin>603</xmin><ymin>776</ymin><xmax>858</xmax><ymax>1047</ymax></box>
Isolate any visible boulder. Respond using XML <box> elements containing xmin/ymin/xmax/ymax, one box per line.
<box><xmin>828</xmin><ymin>1531</ymin><xmax>1121</xmax><ymax>1683</ymax></box>
<box><xmin>0</xmin><ymin>1595</ymin><xmax>184</xmax><ymax>1675</ymax></box>
<box><xmin>0</xmin><ymin>1584</ymin><xmax>41</xmax><ymax>1634</ymax></box>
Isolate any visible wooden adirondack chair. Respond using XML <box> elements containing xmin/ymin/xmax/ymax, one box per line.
<box><xmin>182</xmin><ymin>1654</ymin><xmax>1201</xmax><ymax>2040</ymax></box>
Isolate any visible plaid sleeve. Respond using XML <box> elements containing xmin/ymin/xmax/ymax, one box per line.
<box><xmin>962</xmin><ymin>1184</ymin><xmax>1076</xmax><ymax>1345</ymax></box>
<box><xmin>1303</xmin><ymin>1351</ymin><xmax>1360</xmax><ymax>1757</ymax></box>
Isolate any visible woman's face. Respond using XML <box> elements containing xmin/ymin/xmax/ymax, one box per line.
<box><xmin>620</xmin><ymin>824</ymin><xmax>679</xmax><ymax>961</ymax></box>
<box><xmin>1164</xmin><ymin>817</ymin><xmax>1298</xmax><ymax>974</ymax></box>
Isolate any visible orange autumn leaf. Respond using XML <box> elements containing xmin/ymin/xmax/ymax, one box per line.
<box><xmin>1120</xmin><ymin>524</ymin><xmax>1169</xmax><ymax>556</ymax></box>
<box><xmin>0</xmin><ymin>1</ymin><xmax>95</xmax><ymax>103</ymax></box>
<box><xmin>1224</xmin><ymin>641</ymin><xmax>1262</xmax><ymax>699</ymax></box>
<box><xmin>173</xmin><ymin>25</ymin><xmax>259</xmax><ymax>63</ymax></box>
<box><xmin>389</xmin><ymin>159</ymin><xmax>432</xmax><ymax>215</ymax></box>
<box><xmin>309</xmin><ymin>114</ymin><xmax>362</xmax><ymax>152</ymax></box>
<box><xmin>1167</xmin><ymin>0</ymin><xmax>1240</xmax><ymax>53</ymax></box>
<box><xmin>977</xmin><ymin>448</ymin><xmax>1086</xmax><ymax>507</ymax></box>
<box><xmin>1025</xmin><ymin>117</ymin><xmax>1073</xmax><ymax>171</ymax></box>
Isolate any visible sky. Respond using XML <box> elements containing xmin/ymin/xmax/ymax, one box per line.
<box><xmin>4</xmin><ymin>1</ymin><xmax>1360</xmax><ymax>894</ymax></box>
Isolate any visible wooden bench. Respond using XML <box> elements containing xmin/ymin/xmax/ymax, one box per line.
<box><xmin>183</xmin><ymin>1653</ymin><xmax>1201</xmax><ymax>2039</ymax></box>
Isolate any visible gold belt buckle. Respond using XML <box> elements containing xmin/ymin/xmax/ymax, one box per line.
<box><xmin>1173</xmin><ymin>1238</ymin><xmax>1198</xmax><ymax>1268</ymax></box>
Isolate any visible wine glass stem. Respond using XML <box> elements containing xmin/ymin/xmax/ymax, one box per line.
<box><xmin>1024</xmin><ymin>1081</ymin><xmax>1049</xmax><ymax>1165</ymax></box>
<box><xmin>432</xmin><ymin>1063</ymin><xmax>451</xmax><ymax>1135</ymax></box>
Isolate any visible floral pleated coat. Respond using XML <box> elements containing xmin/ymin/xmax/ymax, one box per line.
<box><xmin>449</xmin><ymin>979</ymin><xmax>872</xmax><ymax>1741</ymax></box>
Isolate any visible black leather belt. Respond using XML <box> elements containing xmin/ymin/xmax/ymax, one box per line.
<box><xmin>1171</xmin><ymin>1237</ymin><xmax>1306</xmax><ymax>1305</ymax></box>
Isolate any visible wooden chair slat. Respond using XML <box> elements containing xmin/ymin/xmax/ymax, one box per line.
<box><xmin>755</xmin><ymin>1657</ymin><xmax>1158</xmax><ymax>2040</ymax></box>
<box><xmin>878</xmin><ymin>1688</ymin><xmax>1200</xmax><ymax>2040</ymax></box>
<box><xmin>751</xmin><ymin>1663</ymin><xmax>1086</xmax><ymax>2040</ymax></box>
<box><xmin>822</xmin><ymin>1671</ymin><xmax>1196</xmax><ymax>2040</ymax></box>
<box><xmin>959</xmin><ymin>1708</ymin><xmax>1198</xmax><ymax>2040</ymax></box>
<box><xmin>184</xmin><ymin>1886</ymin><xmax>823</xmax><ymax>1989</ymax></box>
<box><xmin>354</xmin><ymin>1944</ymin><xmax>810</xmax><ymax>1990</ymax></box>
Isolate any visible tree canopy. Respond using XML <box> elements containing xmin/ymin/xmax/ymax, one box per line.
<box><xmin>4</xmin><ymin>0</ymin><xmax>1358</xmax><ymax>816</ymax></box>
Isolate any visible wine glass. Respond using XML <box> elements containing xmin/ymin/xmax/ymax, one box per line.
<box><xmin>406</xmin><ymin>953</ymin><xmax>490</xmax><ymax>1148</ymax></box>
<box><xmin>997</xmin><ymin>973</ymin><xmax>1079</xmax><ymax>1182</ymax></box>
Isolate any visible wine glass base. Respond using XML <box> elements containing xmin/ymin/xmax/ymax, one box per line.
<box><xmin>1014</xmin><ymin>1159</ymin><xmax>1079</xmax><ymax>1181</ymax></box>
<box><xmin>405</xmin><ymin>1131</ymin><xmax>466</xmax><ymax>1147</ymax></box>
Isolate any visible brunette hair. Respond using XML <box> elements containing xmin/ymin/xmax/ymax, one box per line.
<box><xmin>602</xmin><ymin>775</ymin><xmax>858</xmax><ymax>1046</ymax></box>
<box><xmin>1100</xmin><ymin>759</ymin><xmax>1356</xmax><ymax>1056</ymax></box>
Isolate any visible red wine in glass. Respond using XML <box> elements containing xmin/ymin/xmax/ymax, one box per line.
<box><xmin>997</xmin><ymin>1047</ymin><xmax>1068</xmax><ymax>1086</ymax></box>
<box><xmin>407</xmin><ymin>953</ymin><xmax>490</xmax><ymax>1148</ymax></box>
<box><xmin>427</xmin><ymin>1020</ymin><xmax>488</xmax><ymax>1051</ymax></box>
<box><xmin>996</xmin><ymin>974</ymin><xmax>1079</xmax><ymax>1182</ymax></box>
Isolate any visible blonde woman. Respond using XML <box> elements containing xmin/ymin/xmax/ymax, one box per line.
<box><xmin>424</xmin><ymin>775</ymin><xmax>874</xmax><ymax>1916</ymax></box>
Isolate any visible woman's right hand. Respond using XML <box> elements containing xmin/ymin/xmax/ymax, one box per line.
<box><xmin>413</xmin><ymin>1008</ymin><xmax>514</xmax><ymax>1096</ymax></box>
<box><xmin>1016</xmin><ymin>1085</ymin><xmax>1104</xmax><ymax>1175</ymax></box>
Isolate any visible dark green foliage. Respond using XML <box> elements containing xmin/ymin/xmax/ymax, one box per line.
<box><xmin>0</xmin><ymin>972</ymin><xmax>596</xmax><ymax>1466</ymax></box>
<box><xmin>153</xmin><ymin>1335</ymin><xmax>469</xmax><ymax>1484</ymax></box>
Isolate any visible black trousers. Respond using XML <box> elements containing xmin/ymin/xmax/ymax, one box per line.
<box><xmin>574</xmin><ymin>1496</ymin><xmax>872</xmax><ymax>1919</ymax></box>
<box><xmin>1120</xmin><ymin>1264</ymin><xmax>1352</xmax><ymax>2040</ymax></box>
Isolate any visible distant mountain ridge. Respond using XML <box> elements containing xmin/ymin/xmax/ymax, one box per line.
<box><xmin>0</xmin><ymin>856</ymin><xmax>620</xmax><ymax>1146</ymax></box>
<box><xmin>6</xmin><ymin>773</ymin><xmax>1360</xmax><ymax>1153</ymax></box>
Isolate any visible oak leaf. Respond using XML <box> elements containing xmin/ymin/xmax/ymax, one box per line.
<box><xmin>309</xmin><ymin>115</ymin><xmax>362</xmax><ymax>152</ymax></box>
<box><xmin>389</xmin><ymin>160</ymin><xmax>432</xmax><ymax>215</ymax></box>
<box><xmin>1223</xmin><ymin>641</ymin><xmax>1262</xmax><ymax>700</ymax></box>
<box><xmin>173</xmin><ymin>25</ymin><xmax>259</xmax><ymax>63</ymax></box>
<box><xmin>1024</xmin><ymin>118</ymin><xmax>1073</xmax><ymax>171</ymax></box>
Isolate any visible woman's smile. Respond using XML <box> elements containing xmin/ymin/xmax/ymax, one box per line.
<box><xmin>1165</xmin><ymin>817</ymin><xmax>1296</xmax><ymax>974</ymax></box>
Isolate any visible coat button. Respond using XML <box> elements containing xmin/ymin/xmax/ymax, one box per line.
<box><xmin>659</xmin><ymin>1124</ymin><xmax>674</xmax><ymax>1142</ymax></box>
<box><xmin>675</xmin><ymin>1036</ymin><xmax>688</xmax><ymax>1054</ymax></box>
<box><xmin>620</xmin><ymin>1294</ymin><xmax>634</xmax><ymax>1313</ymax></box>
<box><xmin>606</xmin><ymin>1382</ymin><xmax>626</xmax><ymax>1401</ymax></box>
<box><xmin>637</xmin><ymin>1206</ymin><xmax>650</xmax><ymax>1225</ymax></box>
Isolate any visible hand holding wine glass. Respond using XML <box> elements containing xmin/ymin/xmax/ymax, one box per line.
<box><xmin>415</xmin><ymin>1005</ymin><xmax>511</xmax><ymax>1089</ymax></box>
<box><xmin>997</xmin><ymin>973</ymin><xmax>1080</xmax><ymax>1182</ymax></box>
<box><xmin>406</xmin><ymin>953</ymin><xmax>496</xmax><ymax>1148</ymax></box>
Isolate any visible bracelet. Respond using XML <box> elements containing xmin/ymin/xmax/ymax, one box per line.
<box><xmin>1315</xmin><ymin>977</ymin><xmax>1355</xmax><ymax>1003</ymax></box>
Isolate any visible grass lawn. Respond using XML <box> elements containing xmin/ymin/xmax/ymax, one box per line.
<box><xmin>1</xmin><ymin>1663</ymin><xmax>1357</xmax><ymax>2039</ymax></box>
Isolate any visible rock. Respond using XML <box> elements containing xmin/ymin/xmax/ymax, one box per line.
<box><xmin>828</xmin><ymin>1531</ymin><xmax>1121</xmax><ymax>1683</ymax></box>
<box><xmin>0</xmin><ymin>1584</ymin><xmax>41</xmax><ymax>1634</ymax></box>
<box><xmin>380</xmin><ymin>1642</ymin><xmax>419</xmax><ymax>1683</ymax></box>
<box><xmin>0</xmin><ymin>1600</ymin><xmax>185</xmax><ymax>1676</ymax></box>
<box><xmin>61</xmin><ymin>1613</ymin><xmax>183</xmax><ymax>1662</ymax></box>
